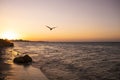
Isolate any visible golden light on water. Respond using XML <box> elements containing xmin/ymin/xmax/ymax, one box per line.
<box><xmin>0</xmin><ymin>31</ymin><xmax>20</xmax><ymax>40</ymax></box>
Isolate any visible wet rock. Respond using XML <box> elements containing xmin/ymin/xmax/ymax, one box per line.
<box><xmin>13</xmin><ymin>55</ymin><xmax>32</xmax><ymax>64</ymax></box>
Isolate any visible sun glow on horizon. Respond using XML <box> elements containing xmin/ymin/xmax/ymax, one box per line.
<box><xmin>0</xmin><ymin>0</ymin><xmax>120</xmax><ymax>42</ymax></box>
<box><xmin>0</xmin><ymin>31</ymin><xmax>20</xmax><ymax>40</ymax></box>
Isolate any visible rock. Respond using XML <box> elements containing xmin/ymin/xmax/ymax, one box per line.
<box><xmin>13</xmin><ymin>55</ymin><xmax>32</xmax><ymax>64</ymax></box>
<box><xmin>9</xmin><ymin>43</ymin><xmax>14</xmax><ymax>46</ymax></box>
<box><xmin>23</xmin><ymin>55</ymin><xmax>32</xmax><ymax>63</ymax></box>
<box><xmin>0</xmin><ymin>39</ymin><xmax>14</xmax><ymax>47</ymax></box>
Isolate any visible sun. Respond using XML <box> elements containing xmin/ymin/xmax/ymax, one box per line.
<box><xmin>1</xmin><ymin>31</ymin><xmax>20</xmax><ymax>40</ymax></box>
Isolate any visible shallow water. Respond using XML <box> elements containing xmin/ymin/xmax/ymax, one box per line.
<box><xmin>6</xmin><ymin>64</ymin><xmax>48</xmax><ymax>80</ymax></box>
<box><xmin>12</xmin><ymin>42</ymin><xmax>120</xmax><ymax>80</ymax></box>
<box><xmin>0</xmin><ymin>47</ymin><xmax>48</xmax><ymax>80</ymax></box>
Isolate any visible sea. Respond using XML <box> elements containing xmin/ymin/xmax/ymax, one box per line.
<box><xmin>1</xmin><ymin>42</ymin><xmax>120</xmax><ymax>80</ymax></box>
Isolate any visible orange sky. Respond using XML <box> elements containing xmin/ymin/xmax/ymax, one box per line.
<box><xmin>0</xmin><ymin>0</ymin><xmax>120</xmax><ymax>42</ymax></box>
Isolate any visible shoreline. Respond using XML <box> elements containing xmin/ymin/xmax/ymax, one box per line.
<box><xmin>1</xmin><ymin>42</ymin><xmax>120</xmax><ymax>80</ymax></box>
<box><xmin>0</xmin><ymin>63</ymin><xmax>49</xmax><ymax>80</ymax></box>
<box><xmin>0</xmin><ymin>48</ymin><xmax>49</xmax><ymax>80</ymax></box>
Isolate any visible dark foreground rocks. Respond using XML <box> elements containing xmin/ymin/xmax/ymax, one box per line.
<box><xmin>13</xmin><ymin>55</ymin><xmax>32</xmax><ymax>64</ymax></box>
<box><xmin>0</xmin><ymin>39</ymin><xmax>14</xmax><ymax>47</ymax></box>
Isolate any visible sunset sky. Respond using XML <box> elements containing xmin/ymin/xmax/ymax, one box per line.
<box><xmin>0</xmin><ymin>0</ymin><xmax>120</xmax><ymax>42</ymax></box>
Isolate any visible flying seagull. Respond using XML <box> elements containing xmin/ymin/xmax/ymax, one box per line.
<box><xmin>45</xmin><ymin>25</ymin><xmax>56</xmax><ymax>30</ymax></box>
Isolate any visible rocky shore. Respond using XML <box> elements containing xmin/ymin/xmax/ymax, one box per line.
<box><xmin>0</xmin><ymin>39</ymin><xmax>14</xmax><ymax>47</ymax></box>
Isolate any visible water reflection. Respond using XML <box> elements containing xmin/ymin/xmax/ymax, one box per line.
<box><xmin>0</xmin><ymin>47</ymin><xmax>48</xmax><ymax>80</ymax></box>
<box><xmin>0</xmin><ymin>47</ymin><xmax>30</xmax><ymax>80</ymax></box>
<box><xmin>0</xmin><ymin>47</ymin><xmax>13</xmax><ymax>80</ymax></box>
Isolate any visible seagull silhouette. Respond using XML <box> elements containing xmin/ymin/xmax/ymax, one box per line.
<box><xmin>45</xmin><ymin>25</ymin><xmax>56</xmax><ymax>30</ymax></box>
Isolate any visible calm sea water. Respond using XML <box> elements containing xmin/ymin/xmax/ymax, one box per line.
<box><xmin>12</xmin><ymin>42</ymin><xmax>120</xmax><ymax>80</ymax></box>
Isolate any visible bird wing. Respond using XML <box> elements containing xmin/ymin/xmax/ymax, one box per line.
<box><xmin>45</xmin><ymin>25</ymin><xmax>51</xmax><ymax>29</ymax></box>
<box><xmin>52</xmin><ymin>27</ymin><xmax>56</xmax><ymax>29</ymax></box>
